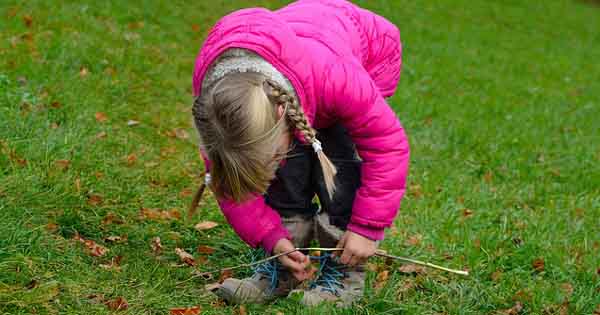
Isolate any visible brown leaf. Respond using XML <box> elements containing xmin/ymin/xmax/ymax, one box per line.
<box><xmin>179</xmin><ymin>188</ymin><xmax>193</xmax><ymax>197</ymax></box>
<box><xmin>80</xmin><ymin>67</ymin><xmax>90</xmax><ymax>77</ymax></box>
<box><xmin>374</xmin><ymin>270</ymin><xmax>390</xmax><ymax>289</ymax></box>
<box><xmin>74</xmin><ymin>234</ymin><xmax>109</xmax><ymax>257</ymax></box>
<box><xmin>25</xmin><ymin>279</ymin><xmax>39</xmax><ymax>290</ymax></box>
<box><xmin>593</xmin><ymin>304</ymin><xmax>600</xmax><ymax>315</ymax></box>
<box><xmin>50</xmin><ymin>122</ymin><xmax>59</xmax><ymax>129</ymax></box>
<box><xmin>99</xmin><ymin>256</ymin><xmax>123</xmax><ymax>271</ymax></box>
<box><xmin>140</xmin><ymin>208</ymin><xmax>181</xmax><ymax>221</ymax></box>
<box><xmin>23</xmin><ymin>15</ymin><xmax>33</xmax><ymax>27</ymax></box>
<box><xmin>127</xmin><ymin>21</ymin><xmax>145</xmax><ymax>30</ymax></box>
<box><xmin>55</xmin><ymin>159</ymin><xmax>70</xmax><ymax>170</ymax></box>
<box><xmin>532</xmin><ymin>258</ymin><xmax>545</xmax><ymax>272</ymax></box>
<box><xmin>104</xmin><ymin>236</ymin><xmax>123</xmax><ymax>243</ymax></box>
<box><xmin>95</xmin><ymin>131</ymin><xmax>107</xmax><ymax>139</ymax></box>
<box><xmin>174</xmin><ymin>128</ymin><xmax>189</xmax><ymax>140</ymax></box>
<box><xmin>484</xmin><ymin>171</ymin><xmax>493</xmax><ymax>183</ymax></box>
<box><xmin>191</xmin><ymin>24</ymin><xmax>201</xmax><ymax>32</ymax></box>
<box><xmin>398</xmin><ymin>264</ymin><xmax>426</xmax><ymax>275</ymax></box>
<box><xmin>405</xmin><ymin>234</ymin><xmax>422</xmax><ymax>247</ymax></box>
<box><xmin>101</xmin><ymin>212</ymin><xmax>123</xmax><ymax>225</ymax></box>
<box><xmin>87</xmin><ymin>293</ymin><xmax>106</xmax><ymax>304</ymax></box>
<box><xmin>238</xmin><ymin>305</ymin><xmax>247</xmax><ymax>315</ymax></box>
<box><xmin>104</xmin><ymin>296</ymin><xmax>128</xmax><ymax>311</ymax></box>
<box><xmin>150</xmin><ymin>237</ymin><xmax>162</xmax><ymax>254</ymax></box>
<box><xmin>175</xmin><ymin>248</ymin><xmax>196</xmax><ymax>266</ymax></box>
<box><xmin>126</xmin><ymin>153</ymin><xmax>137</xmax><ymax>166</ymax></box>
<box><xmin>498</xmin><ymin>301</ymin><xmax>523</xmax><ymax>315</ymax></box>
<box><xmin>50</xmin><ymin>101</ymin><xmax>61</xmax><ymax>109</ymax></box>
<box><xmin>462</xmin><ymin>208</ymin><xmax>474</xmax><ymax>217</ymax></box>
<box><xmin>560</xmin><ymin>282</ymin><xmax>574</xmax><ymax>297</ymax></box>
<box><xmin>197</xmin><ymin>245</ymin><xmax>215</xmax><ymax>255</ymax></box>
<box><xmin>219</xmin><ymin>269</ymin><xmax>233</xmax><ymax>283</ymax></box>
<box><xmin>94</xmin><ymin>112</ymin><xmax>107</xmax><ymax>123</ymax></box>
<box><xmin>87</xmin><ymin>194</ymin><xmax>103</xmax><ymax>206</ymax></box>
<box><xmin>74</xmin><ymin>178</ymin><xmax>81</xmax><ymax>192</ymax></box>
<box><xmin>45</xmin><ymin>222</ymin><xmax>59</xmax><ymax>232</ymax></box>
<box><xmin>169</xmin><ymin>306</ymin><xmax>201</xmax><ymax>315</ymax></box>
<box><xmin>194</xmin><ymin>221</ymin><xmax>219</xmax><ymax>231</ymax></box>
<box><xmin>491</xmin><ymin>270</ymin><xmax>503</xmax><ymax>282</ymax></box>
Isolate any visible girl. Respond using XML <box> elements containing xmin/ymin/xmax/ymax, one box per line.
<box><xmin>191</xmin><ymin>0</ymin><xmax>409</xmax><ymax>307</ymax></box>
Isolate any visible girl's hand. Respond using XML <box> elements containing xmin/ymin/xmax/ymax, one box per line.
<box><xmin>273</xmin><ymin>238</ymin><xmax>312</xmax><ymax>281</ymax></box>
<box><xmin>333</xmin><ymin>231</ymin><xmax>376</xmax><ymax>266</ymax></box>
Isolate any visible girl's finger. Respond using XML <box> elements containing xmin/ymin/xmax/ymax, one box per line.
<box><xmin>332</xmin><ymin>234</ymin><xmax>347</xmax><ymax>258</ymax></box>
<box><xmin>340</xmin><ymin>249</ymin><xmax>353</xmax><ymax>265</ymax></box>
<box><xmin>280</xmin><ymin>256</ymin><xmax>306</xmax><ymax>273</ymax></box>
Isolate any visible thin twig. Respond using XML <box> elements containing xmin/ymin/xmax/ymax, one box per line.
<box><xmin>177</xmin><ymin>247</ymin><xmax>468</xmax><ymax>285</ymax></box>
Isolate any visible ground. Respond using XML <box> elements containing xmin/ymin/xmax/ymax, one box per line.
<box><xmin>1</xmin><ymin>1</ymin><xmax>599</xmax><ymax>314</ymax></box>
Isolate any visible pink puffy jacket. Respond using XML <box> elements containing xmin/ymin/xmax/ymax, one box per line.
<box><xmin>192</xmin><ymin>0</ymin><xmax>409</xmax><ymax>253</ymax></box>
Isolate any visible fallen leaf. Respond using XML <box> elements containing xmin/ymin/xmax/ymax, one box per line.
<box><xmin>140</xmin><ymin>208</ymin><xmax>181</xmax><ymax>221</ymax></box>
<box><xmin>532</xmin><ymin>258</ymin><xmax>545</xmax><ymax>272</ymax></box>
<box><xmin>593</xmin><ymin>304</ymin><xmax>600</xmax><ymax>315</ymax></box>
<box><xmin>101</xmin><ymin>212</ymin><xmax>123</xmax><ymax>225</ymax></box>
<box><xmin>144</xmin><ymin>161</ymin><xmax>159</xmax><ymax>168</ymax></box>
<box><xmin>50</xmin><ymin>101</ymin><xmax>61</xmax><ymax>109</ymax></box>
<box><xmin>23</xmin><ymin>15</ymin><xmax>33</xmax><ymax>27</ymax></box>
<box><xmin>239</xmin><ymin>305</ymin><xmax>247</xmax><ymax>315</ymax></box>
<box><xmin>104</xmin><ymin>296</ymin><xmax>128</xmax><ymax>311</ymax></box>
<box><xmin>150</xmin><ymin>237</ymin><xmax>162</xmax><ymax>254</ymax></box>
<box><xmin>176</xmin><ymin>248</ymin><xmax>196</xmax><ymax>266</ymax></box>
<box><xmin>191</xmin><ymin>24</ymin><xmax>201</xmax><ymax>32</ymax></box>
<box><xmin>180</xmin><ymin>188</ymin><xmax>193</xmax><ymax>197</ymax></box>
<box><xmin>87</xmin><ymin>194</ymin><xmax>103</xmax><ymax>206</ymax></box>
<box><xmin>194</xmin><ymin>221</ymin><xmax>218</xmax><ymax>231</ymax></box>
<box><xmin>498</xmin><ymin>301</ymin><xmax>523</xmax><ymax>315</ymax></box>
<box><xmin>80</xmin><ymin>67</ymin><xmax>90</xmax><ymax>77</ymax></box>
<box><xmin>169</xmin><ymin>306</ymin><xmax>201</xmax><ymax>315</ymax></box>
<box><xmin>87</xmin><ymin>293</ymin><xmax>106</xmax><ymax>304</ymax></box>
<box><xmin>50</xmin><ymin>122</ymin><xmax>59</xmax><ymax>129</ymax></box>
<box><xmin>74</xmin><ymin>234</ymin><xmax>109</xmax><ymax>257</ymax></box>
<box><xmin>276</xmin><ymin>312</ymin><xmax>284</xmax><ymax>315</ymax></box>
<box><xmin>398</xmin><ymin>264</ymin><xmax>426</xmax><ymax>275</ymax></box>
<box><xmin>462</xmin><ymin>208</ymin><xmax>474</xmax><ymax>217</ymax></box>
<box><xmin>219</xmin><ymin>269</ymin><xmax>233</xmax><ymax>283</ymax></box>
<box><xmin>491</xmin><ymin>270</ymin><xmax>503</xmax><ymax>282</ymax></box>
<box><xmin>127</xmin><ymin>120</ymin><xmax>140</xmax><ymax>126</ymax></box>
<box><xmin>95</xmin><ymin>171</ymin><xmax>104</xmax><ymax>179</ymax></box>
<box><xmin>174</xmin><ymin>128</ymin><xmax>189</xmax><ymax>140</ymax></box>
<box><xmin>396</xmin><ymin>279</ymin><xmax>416</xmax><ymax>297</ymax></box>
<box><xmin>405</xmin><ymin>234</ymin><xmax>422</xmax><ymax>247</ymax></box>
<box><xmin>126</xmin><ymin>153</ymin><xmax>137</xmax><ymax>166</ymax></box>
<box><xmin>95</xmin><ymin>131</ymin><xmax>107</xmax><ymax>139</ymax></box>
<box><xmin>104</xmin><ymin>236</ymin><xmax>123</xmax><ymax>243</ymax></box>
<box><xmin>127</xmin><ymin>21</ymin><xmax>145</xmax><ymax>30</ymax></box>
<box><xmin>99</xmin><ymin>256</ymin><xmax>123</xmax><ymax>271</ymax></box>
<box><xmin>374</xmin><ymin>270</ymin><xmax>390</xmax><ymax>289</ymax></box>
<box><xmin>45</xmin><ymin>222</ymin><xmax>59</xmax><ymax>232</ymax></box>
<box><xmin>95</xmin><ymin>112</ymin><xmax>107</xmax><ymax>122</ymax></box>
<box><xmin>55</xmin><ymin>159</ymin><xmax>70</xmax><ymax>170</ymax></box>
<box><xmin>560</xmin><ymin>282</ymin><xmax>573</xmax><ymax>297</ymax></box>
<box><xmin>197</xmin><ymin>245</ymin><xmax>215</xmax><ymax>254</ymax></box>
<box><xmin>484</xmin><ymin>171</ymin><xmax>493</xmax><ymax>183</ymax></box>
<box><xmin>74</xmin><ymin>178</ymin><xmax>81</xmax><ymax>192</ymax></box>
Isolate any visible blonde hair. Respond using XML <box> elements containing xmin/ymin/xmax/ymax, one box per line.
<box><xmin>191</xmin><ymin>72</ymin><xmax>336</xmax><ymax>204</ymax></box>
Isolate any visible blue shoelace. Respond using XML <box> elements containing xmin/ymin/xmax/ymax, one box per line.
<box><xmin>309</xmin><ymin>253</ymin><xmax>346</xmax><ymax>296</ymax></box>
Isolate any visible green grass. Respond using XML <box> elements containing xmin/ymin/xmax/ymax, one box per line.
<box><xmin>1</xmin><ymin>0</ymin><xmax>599</xmax><ymax>314</ymax></box>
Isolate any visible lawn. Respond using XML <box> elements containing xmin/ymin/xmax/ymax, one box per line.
<box><xmin>1</xmin><ymin>0</ymin><xmax>599</xmax><ymax>314</ymax></box>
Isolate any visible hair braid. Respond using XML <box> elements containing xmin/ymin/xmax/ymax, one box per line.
<box><xmin>264</xmin><ymin>80</ymin><xmax>337</xmax><ymax>198</ymax></box>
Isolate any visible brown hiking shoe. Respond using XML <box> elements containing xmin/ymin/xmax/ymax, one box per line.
<box><xmin>289</xmin><ymin>254</ymin><xmax>365</xmax><ymax>307</ymax></box>
<box><xmin>213</xmin><ymin>260</ymin><xmax>300</xmax><ymax>304</ymax></box>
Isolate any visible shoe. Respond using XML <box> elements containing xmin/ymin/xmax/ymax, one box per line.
<box><xmin>289</xmin><ymin>254</ymin><xmax>365</xmax><ymax>307</ymax></box>
<box><xmin>214</xmin><ymin>260</ymin><xmax>299</xmax><ymax>304</ymax></box>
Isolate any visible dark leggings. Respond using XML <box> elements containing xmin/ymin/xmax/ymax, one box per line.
<box><xmin>265</xmin><ymin>123</ymin><xmax>362</xmax><ymax>230</ymax></box>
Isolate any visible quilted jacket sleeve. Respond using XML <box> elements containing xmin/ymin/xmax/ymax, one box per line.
<box><xmin>321</xmin><ymin>59</ymin><xmax>410</xmax><ymax>240</ymax></box>
<box><xmin>199</xmin><ymin>153</ymin><xmax>291</xmax><ymax>253</ymax></box>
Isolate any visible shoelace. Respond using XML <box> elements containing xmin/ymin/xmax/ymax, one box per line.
<box><xmin>253</xmin><ymin>259</ymin><xmax>280</xmax><ymax>294</ymax></box>
<box><xmin>309</xmin><ymin>253</ymin><xmax>346</xmax><ymax>296</ymax></box>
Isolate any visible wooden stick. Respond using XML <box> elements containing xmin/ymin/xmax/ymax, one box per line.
<box><xmin>178</xmin><ymin>247</ymin><xmax>468</xmax><ymax>285</ymax></box>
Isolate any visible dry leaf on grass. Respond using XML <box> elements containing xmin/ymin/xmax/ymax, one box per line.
<box><xmin>104</xmin><ymin>235</ymin><xmax>125</xmax><ymax>243</ymax></box>
<box><xmin>374</xmin><ymin>270</ymin><xmax>390</xmax><ymax>289</ymax></box>
<box><xmin>126</xmin><ymin>153</ymin><xmax>137</xmax><ymax>166</ymax></box>
<box><xmin>197</xmin><ymin>245</ymin><xmax>215</xmax><ymax>255</ymax></box>
<box><xmin>175</xmin><ymin>248</ymin><xmax>196</xmax><ymax>266</ymax></box>
<box><xmin>462</xmin><ymin>208</ymin><xmax>474</xmax><ymax>217</ymax></box>
<box><xmin>150</xmin><ymin>237</ymin><xmax>162</xmax><ymax>254</ymax></box>
<box><xmin>498</xmin><ymin>301</ymin><xmax>523</xmax><ymax>315</ymax></box>
<box><xmin>45</xmin><ymin>222</ymin><xmax>59</xmax><ymax>232</ymax></box>
<box><xmin>169</xmin><ymin>306</ymin><xmax>201</xmax><ymax>315</ymax></box>
<box><xmin>55</xmin><ymin>159</ymin><xmax>70</xmax><ymax>170</ymax></box>
<box><xmin>101</xmin><ymin>212</ymin><xmax>124</xmax><ymax>225</ymax></box>
<box><xmin>99</xmin><ymin>256</ymin><xmax>123</xmax><ymax>271</ymax></box>
<box><xmin>94</xmin><ymin>112</ymin><xmax>107</xmax><ymax>123</ymax></box>
<box><xmin>405</xmin><ymin>234</ymin><xmax>422</xmax><ymax>246</ymax></box>
<box><xmin>194</xmin><ymin>221</ymin><xmax>218</xmax><ymax>231</ymax></box>
<box><xmin>23</xmin><ymin>15</ymin><xmax>33</xmax><ymax>27</ymax></box>
<box><xmin>74</xmin><ymin>234</ymin><xmax>108</xmax><ymax>257</ymax></box>
<box><xmin>219</xmin><ymin>269</ymin><xmax>233</xmax><ymax>283</ymax></box>
<box><xmin>179</xmin><ymin>188</ymin><xmax>193</xmax><ymax>197</ymax></box>
<box><xmin>532</xmin><ymin>258</ymin><xmax>545</xmax><ymax>272</ymax></box>
<box><xmin>127</xmin><ymin>120</ymin><xmax>140</xmax><ymax>126</ymax></box>
<box><xmin>560</xmin><ymin>283</ymin><xmax>573</xmax><ymax>297</ymax></box>
<box><xmin>80</xmin><ymin>67</ymin><xmax>90</xmax><ymax>77</ymax></box>
<box><xmin>95</xmin><ymin>131</ymin><xmax>107</xmax><ymax>139</ymax></box>
<box><xmin>238</xmin><ymin>305</ymin><xmax>247</xmax><ymax>315</ymax></box>
<box><xmin>104</xmin><ymin>296</ymin><xmax>128</xmax><ymax>311</ymax></box>
<box><xmin>140</xmin><ymin>208</ymin><xmax>181</xmax><ymax>221</ymax></box>
<box><xmin>87</xmin><ymin>194</ymin><xmax>103</xmax><ymax>206</ymax></box>
<box><xmin>398</xmin><ymin>264</ymin><xmax>426</xmax><ymax>275</ymax></box>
